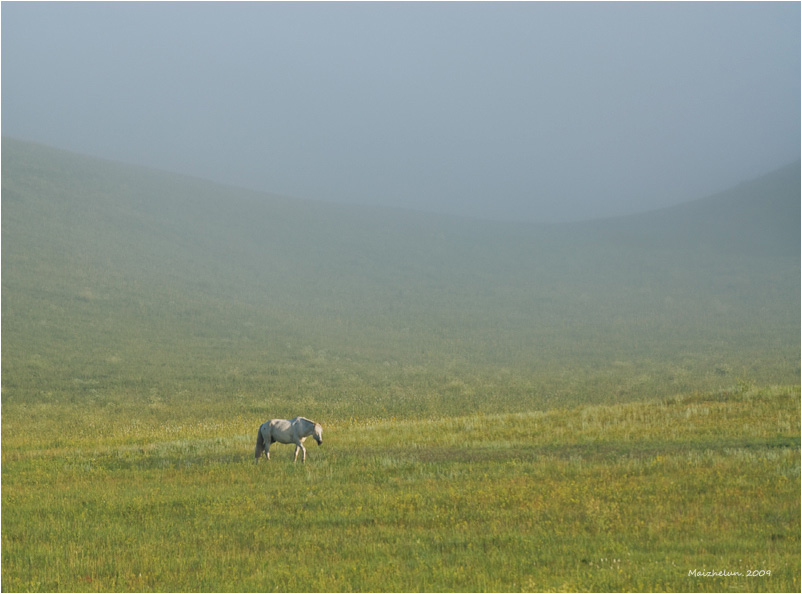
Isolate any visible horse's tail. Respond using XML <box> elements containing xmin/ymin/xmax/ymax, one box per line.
<box><xmin>255</xmin><ymin>426</ymin><xmax>265</xmax><ymax>459</ymax></box>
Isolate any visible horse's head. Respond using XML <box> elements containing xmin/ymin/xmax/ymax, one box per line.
<box><xmin>313</xmin><ymin>423</ymin><xmax>323</xmax><ymax>445</ymax></box>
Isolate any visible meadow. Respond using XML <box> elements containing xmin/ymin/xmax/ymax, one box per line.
<box><xmin>2</xmin><ymin>139</ymin><xmax>800</xmax><ymax>591</ymax></box>
<box><xmin>3</xmin><ymin>384</ymin><xmax>799</xmax><ymax>592</ymax></box>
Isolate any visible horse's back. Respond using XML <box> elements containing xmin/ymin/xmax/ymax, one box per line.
<box><xmin>270</xmin><ymin>418</ymin><xmax>293</xmax><ymax>431</ymax></box>
<box><xmin>263</xmin><ymin>418</ymin><xmax>294</xmax><ymax>443</ymax></box>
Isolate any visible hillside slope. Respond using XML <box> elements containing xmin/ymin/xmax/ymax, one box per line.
<box><xmin>2</xmin><ymin>138</ymin><xmax>799</xmax><ymax>417</ymax></box>
<box><xmin>587</xmin><ymin>160</ymin><xmax>800</xmax><ymax>258</ymax></box>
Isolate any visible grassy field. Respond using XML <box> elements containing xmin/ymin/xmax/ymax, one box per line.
<box><xmin>2</xmin><ymin>384</ymin><xmax>798</xmax><ymax>592</ymax></box>
<box><xmin>2</xmin><ymin>139</ymin><xmax>799</xmax><ymax>591</ymax></box>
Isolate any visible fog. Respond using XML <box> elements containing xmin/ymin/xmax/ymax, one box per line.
<box><xmin>2</xmin><ymin>1</ymin><xmax>799</xmax><ymax>223</ymax></box>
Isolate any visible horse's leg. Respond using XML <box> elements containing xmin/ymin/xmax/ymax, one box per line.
<box><xmin>294</xmin><ymin>440</ymin><xmax>306</xmax><ymax>463</ymax></box>
<box><xmin>265</xmin><ymin>440</ymin><xmax>271</xmax><ymax>461</ymax></box>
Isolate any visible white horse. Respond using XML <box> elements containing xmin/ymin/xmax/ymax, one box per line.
<box><xmin>255</xmin><ymin>417</ymin><xmax>323</xmax><ymax>462</ymax></box>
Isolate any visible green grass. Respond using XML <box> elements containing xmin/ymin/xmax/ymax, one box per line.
<box><xmin>2</xmin><ymin>385</ymin><xmax>798</xmax><ymax>592</ymax></box>
<box><xmin>2</xmin><ymin>139</ymin><xmax>799</xmax><ymax>591</ymax></box>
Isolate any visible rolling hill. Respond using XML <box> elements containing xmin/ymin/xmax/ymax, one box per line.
<box><xmin>588</xmin><ymin>160</ymin><xmax>800</xmax><ymax>258</ymax></box>
<box><xmin>1</xmin><ymin>137</ymin><xmax>799</xmax><ymax>420</ymax></box>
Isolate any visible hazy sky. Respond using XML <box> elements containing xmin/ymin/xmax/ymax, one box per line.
<box><xmin>3</xmin><ymin>1</ymin><xmax>799</xmax><ymax>222</ymax></box>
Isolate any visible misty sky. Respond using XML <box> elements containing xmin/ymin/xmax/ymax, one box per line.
<box><xmin>2</xmin><ymin>2</ymin><xmax>799</xmax><ymax>222</ymax></box>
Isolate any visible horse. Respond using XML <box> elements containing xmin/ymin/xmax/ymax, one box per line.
<box><xmin>255</xmin><ymin>417</ymin><xmax>323</xmax><ymax>462</ymax></box>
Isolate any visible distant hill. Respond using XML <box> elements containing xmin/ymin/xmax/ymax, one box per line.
<box><xmin>2</xmin><ymin>137</ymin><xmax>799</xmax><ymax>414</ymax></box>
<box><xmin>585</xmin><ymin>160</ymin><xmax>800</xmax><ymax>259</ymax></box>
